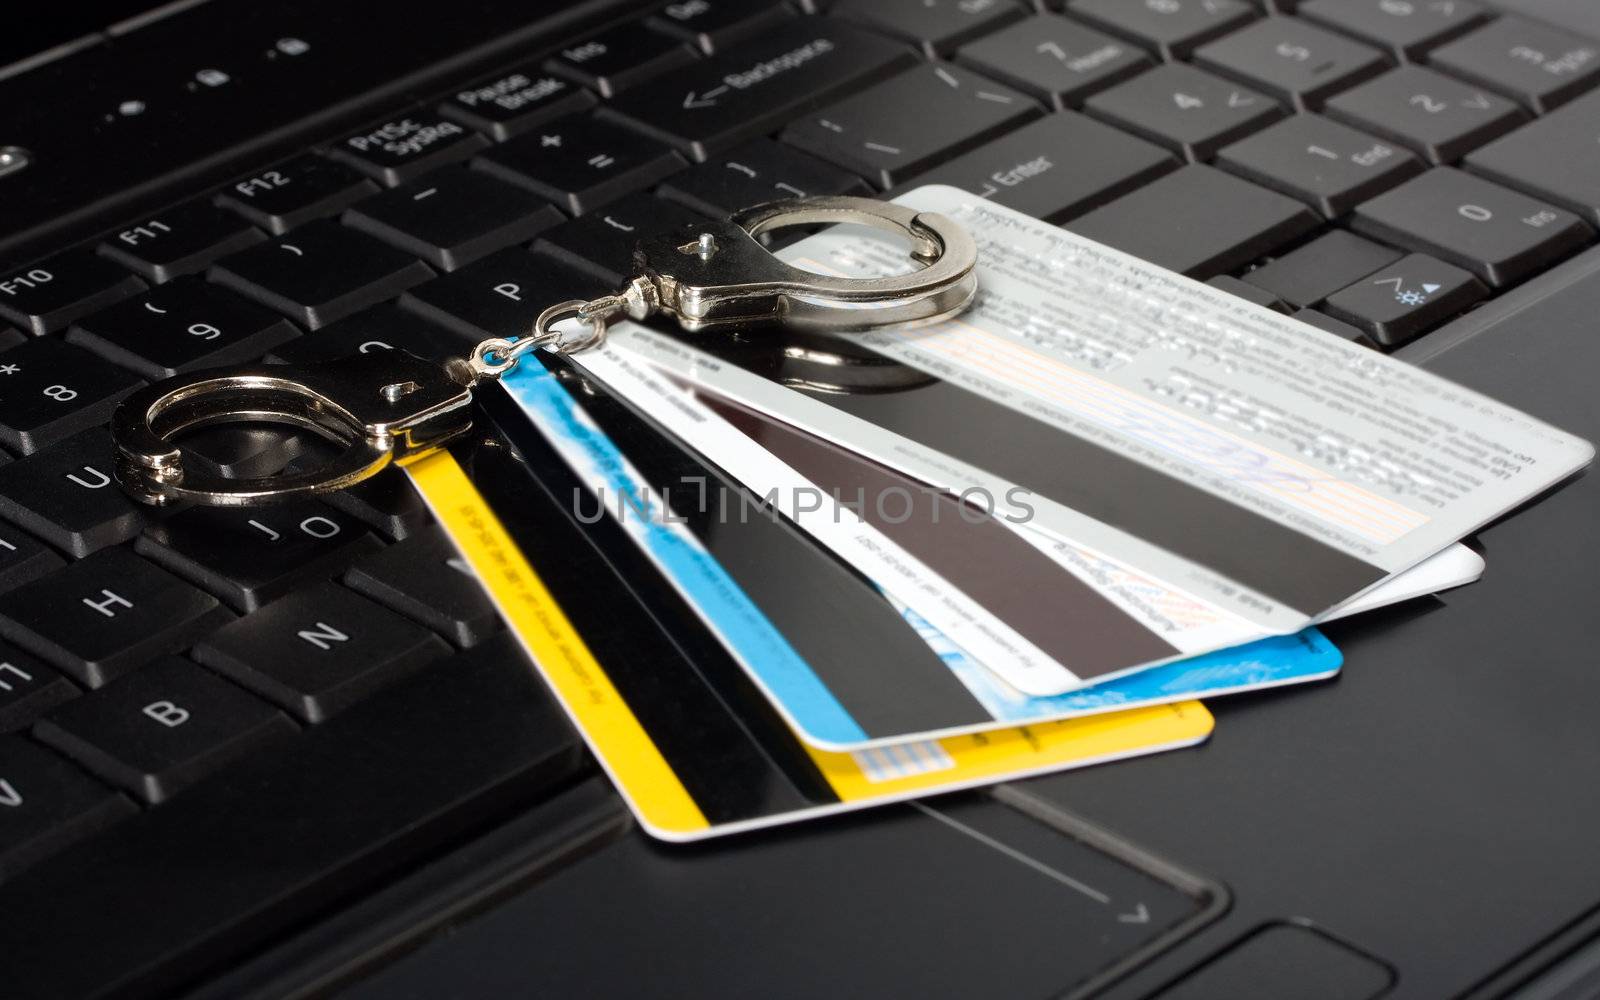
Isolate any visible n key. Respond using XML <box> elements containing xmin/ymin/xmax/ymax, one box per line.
<box><xmin>0</xmin><ymin>547</ymin><xmax>233</xmax><ymax>687</ymax></box>
<box><xmin>193</xmin><ymin>582</ymin><xmax>451</xmax><ymax>723</ymax></box>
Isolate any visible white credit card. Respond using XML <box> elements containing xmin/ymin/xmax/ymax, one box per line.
<box><xmin>605</xmin><ymin>184</ymin><xmax>1590</xmax><ymax>634</ymax></box>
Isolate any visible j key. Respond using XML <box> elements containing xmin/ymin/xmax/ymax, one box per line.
<box><xmin>193</xmin><ymin>582</ymin><xmax>451</xmax><ymax>723</ymax></box>
<box><xmin>439</xmin><ymin>70</ymin><xmax>596</xmax><ymax>142</ymax></box>
<box><xmin>1299</xmin><ymin>0</ymin><xmax>1487</xmax><ymax>59</ymax></box>
<box><xmin>1322</xmin><ymin>251</ymin><xmax>1488</xmax><ymax>345</ymax></box>
<box><xmin>534</xmin><ymin>195</ymin><xmax>708</xmax><ymax>283</ymax></box>
<box><xmin>1466</xmin><ymin>89</ymin><xmax>1600</xmax><ymax>226</ymax></box>
<box><xmin>1216</xmin><ymin>113</ymin><xmax>1423</xmax><ymax>217</ymax></box>
<box><xmin>546</xmin><ymin>22</ymin><xmax>698</xmax><ymax>98</ymax></box>
<box><xmin>1085</xmin><ymin>64</ymin><xmax>1281</xmax><ymax>161</ymax></box>
<box><xmin>345</xmin><ymin>525</ymin><xmax>499</xmax><ymax>648</ymax></box>
<box><xmin>0</xmin><ymin>337</ymin><xmax>143</xmax><ymax>454</ymax></box>
<box><xmin>599</xmin><ymin>20</ymin><xmax>917</xmax><ymax>160</ymax></box>
<box><xmin>1243</xmin><ymin>229</ymin><xmax>1403</xmax><ymax>307</ymax></box>
<box><xmin>33</xmin><ymin>658</ymin><xmax>295</xmax><ymax>804</ymax></box>
<box><xmin>1351</xmin><ymin>167</ymin><xmax>1595</xmax><ymax>287</ymax></box>
<box><xmin>67</xmin><ymin>278</ymin><xmax>299</xmax><ymax>380</ymax></box>
<box><xmin>0</xmin><ymin>736</ymin><xmax>134</xmax><ymax>881</ymax></box>
<box><xmin>897</xmin><ymin>111</ymin><xmax>1178</xmax><ymax>222</ymax></box>
<box><xmin>833</xmin><ymin>0</ymin><xmax>1027</xmax><ymax>58</ymax></box>
<box><xmin>780</xmin><ymin>63</ymin><xmax>1040</xmax><ymax>189</ymax></box>
<box><xmin>1066</xmin><ymin>0</ymin><xmax>1256</xmax><ymax>60</ymax></box>
<box><xmin>646</xmin><ymin>0</ymin><xmax>794</xmax><ymax>54</ymax></box>
<box><xmin>175</xmin><ymin>425</ymin><xmax>303</xmax><ymax>481</ymax></box>
<box><xmin>0</xmin><ymin>547</ymin><xmax>233</xmax><ymax>688</ymax></box>
<box><xmin>215</xmin><ymin>155</ymin><xmax>380</xmax><ymax>235</ymax></box>
<box><xmin>956</xmin><ymin>14</ymin><xmax>1154</xmax><ymax>109</ymax></box>
<box><xmin>1324</xmin><ymin>65</ymin><xmax>1528</xmax><ymax>164</ymax></box>
<box><xmin>97</xmin><ymin>201</ymin><xmax>265</xmax><ymax>283</ymax></box>
<box><xmin>0</xmin><ymin>429</ymin><xmax>147</xmax><ymax>558</ymax></box>
<box><xmin>1428</xmin><ymin>17</ymin><xmax>1600</xmax><ymax>114</ymax></box>
<box><xmin>473</xmin><ymin>114</ymin><xmax>687</xmax><ymax>216</ymax></box>
<box><xmin>0</xmin><ymin>645</ymin><xmax>77</xmax><ymax>732</ymax></box>
<box><xmin>137</xmin><ymin>501</ymin><xmax>380</xmax><ymax>612</ymax></box>
<box><xmin>1065</xmin><ymin>163</ymin><xmax>1320</xmax><ymax>278</ymax></box>
<box><xmin>0</xmin><ymin>251</ymin><xmax>145</xmax><ymax>336</ymax></box>
<box><xmin>0</xmin><ymin>524</ymin><xmax>63</xmax><ymax>597</ymax></box>
<box><xmin>1293</xmin><ymin>307</ymin><xmax>1381</xmax><ymax>350</ymax></box>
<box><xmin>658</xmin><ymin>138</ymin><xmax>872</xmax><ymax>216</ymax></box>
<box><xmin>343</xmin><ymin>168</ymin><xmax>565</xmax><ymax>272</ymax></box>
<box><xmin>401</xmin><ymin>249</ymin><xmax>610</xmax><ymax>342</ymax></box>
<box><xmin>1207</xmin><ymin>274</ymin><xmax>1289</xmax><ymax>312</ymax></box>
<box><xmin>268</xmin><ymin>302</ymin><xmax>471</xmax><ymax>365</ymax></box>
<box><xmin>327</xmin><ymin>113</ymin><xmax>492</xmax><ymax>188</ymax></box>
<box><xmin>1193</xmin><ymin>16</ymin><xmax>1389</xmax><ymax>110</ymax></box>
<box><xmin>210</xmin><ymin>220</ymin><xmax>434</xmax><ymax>329</ymax></box>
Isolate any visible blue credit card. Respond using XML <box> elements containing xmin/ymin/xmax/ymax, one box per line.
<box><xmin>500</xmin><ymin>359</ymin><xmax>1341</xmax><ymax>751</ymax></box>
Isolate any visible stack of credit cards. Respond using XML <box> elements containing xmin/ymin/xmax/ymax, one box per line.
<box><xmin>403</xmin><ymin>188</ymin><xmax>1591</xmax><ymax>841</ymax></box>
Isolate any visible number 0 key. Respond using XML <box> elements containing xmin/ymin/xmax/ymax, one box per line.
<box><xmin>1351</xmin><ymin>167</ymin><xmax>1595</xmax><ymax>288</ymax></box>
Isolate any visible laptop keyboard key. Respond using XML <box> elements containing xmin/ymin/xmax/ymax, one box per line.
<box><xmin>1429</xmin><ymin>18</ymin><xmax>1600</xmax><ymax>114</ymax></box>
<box><xmin>0</xmin><ymin>524</ymin><xmax>64</xmax><ymax>597</ymax></box>
<box><xmin>474</xmin><ymin>114</ymin><xmax>687</xmax><ymax>216</ymax></box>
<box><xmin>0</xmin><ymin>337</ymin><xmax>143</xmax><ymax>454</ymax></box>
<box><xmin>97</xmin><ymin>201</ymin><xmax>266</xmax><ymax>284</ymax></box>
<box><xmin>1216</xmin><ymin>113</ymin><xmax>1423</xmax><ymax>217</ymax></box>
<box><xmin>67</xmin><ymin>278</ymin><xmax>299</xmax><ymax>380</ymax></box>
<box><xmin>1193</xmin><ymin>16</ymin><xmax>1389</xmax><ymax>110</ymax></box>
<box><xmin>1085</xmin><ymin>64</ymin><xmax>1281</xmax><ymax>161</ymax></box>
<box><xmin>193</xmin><ymin>582</ymin><xmax>452</xmax><ymax>724</ymax></box>
<box><xmin>439</xmin><ymin>70</ymin><xmax>596</xmax><ymax>142</ymax></box>
<box><xmin>833</xmin><ymin>0</ymin><xmax>1027</xmax><ymax>58</ymax></box>
<box><xmin>0</xmin><ymin>251</ymin><xmax>146</xmax><ymax>336</ymax></box>
<box><xmin>0</xmin><ymin>547</ymin><xmax>233</xmax><ymax>688</ymax></box>
<box><xmin>1243</xmin><ymin>229</ymin><xmax>1403</xmax><ymax>308</ymax></box>
<box><xmin>0</xmin><ymin>736</ymin><xmax>135</xmax><ymax>882</ymax></box>
<box><xmin>0</xmin><ymin>430</ymin><xmax>148</xmax><ymax>558</ymax></box>
<box><xmin>781</xmin><ymin>62</ymin><xmax>1040</xmax><ymax>189</ymax></box>
<box><xmin>1322</xmin><ymin>251</ymin><xmax>1488</xmax><ymax>346</ymax></box>
<box><xmin>1065</xmin><ymin>163</ymin><xmax>1320</xmax><ymax>278</ymax></box>
<box><xmin>210</xmin><ymin>220</ymin><xmax>434</xmax><ymax>329</ymax></box>
<box><xmin>320</xmin><ymin>466</ymin><xmax>431</xmax><ymax>542</ymax></box>
<box><xmin>1207</xmin><ymin>274</ymin><xmax>1289</xmax><ymax>312</ymax></box>
<box><xmin>344</xmin><ymin>525</ymin><xmax>499</xmax><ymax>648</ymax></box>
<box><xmin>1351</xmin><ymin>167</ymin><xmax>1595</xmax><ymax>287</ymax></box>
<box><xmin>0</xmin><ymin>646</ymin><xmax>77</xmax><ymax>732</ymax></box>
<box><xmin>646</xmin><ymin>0</ymin><xmax>793</xmax><ymax>55</ymax></box>
<box><xmin>898</xmin><ymin>111</ymin><xmax>1178</xmax><ymax>222</ymax></box>
<box><xmin>534</xmin><ymin>194</ymin><xmax>709</xmax><ymax>283</ymax></box>
<box><xmin>326</xmin><ymin>113</ymin><xmax>492</xmax><ymax>187</ymax></box>
<box><xmin>599</xmin><ymin>21</ymin><xmax>917</xmax><ymax>160</ymax></box>
<box><xmin>1067</xmin><ymin>0</ymin><xmax>1255</xmax><ymax>60</ymax></box>
<box><xmin>343</xmin><ymin>168</ymin><xmax>565</xmax><ymax>272</ymax></box>
<box><xmin>1299</xmin><ymin>0</ymin><xmax>1487</xmax><ymax>59</ymax></box>
<box><xmin>547</xmin><ymin>22</ymin><xmax>698</xmax><ymax>98</ymax></box>
<box><xmin>33</xmin><ymin>658</ymin><xmax>296</xmax><ymax>804</ymax></box>
<box><xmin>1294</xmin><ymin>307</ymin><xmax>1381</xmax><ymax>350</ymax></box>
<box><xmin>1324</xmin><ymin>65</ymin><xmax>1528</xmax><ymax>165</ymax></box>
<box><xmin>1465</xmin><ymin>89</ymin><xmax>1600</xmax><ymax>226</ymax></box>
<box><xmin>401</xmin><ymin>249</ymin><xmax>609</xmax><ymax>342</ymax></box>
<box><xmin>137</xmin><ymin>501</ymin><xmax>380</xmax><ymax>612</ymax></box>
<box><xmin>215</xmin><ymin>155</ymin><xmax>379</xmax><ymax>235</ymax></box>
<box><xmin>268</xmin><ymin>302</ymin><xmax>470</xmax><ymax>365</ymax></box>
<box><xmin>658</xmin><ymin>138</ymin><xmax>871</xmax><ymax>216</ymax></box>
<box><xmin>956</xmin><ymin>14</ymin><xmax>1154</xmax><ymax>109</ymax></box>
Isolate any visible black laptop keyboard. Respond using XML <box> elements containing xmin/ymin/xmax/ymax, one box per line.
<box><xmin>0</xmin><ymin>0</ymin><xmax>1597</xmax><ymax>995</ymax></box>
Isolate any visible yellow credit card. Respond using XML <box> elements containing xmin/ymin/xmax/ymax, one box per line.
<box><xmin>404</xmin><ymin>445</ymin><xmax>1213</xmax><ymax>841</ymax></box>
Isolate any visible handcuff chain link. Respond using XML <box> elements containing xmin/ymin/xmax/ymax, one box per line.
<box><xmin>465</xmin><ymin>276</ymin><xmax>661</xmax><ymax>382</ymax></box>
